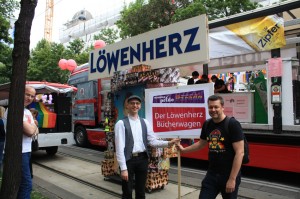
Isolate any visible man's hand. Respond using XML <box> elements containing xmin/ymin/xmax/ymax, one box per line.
<box><xmin>226</xmin><ymin>178</ymin><xmax>236</xmax><ymax>193</ymax></box>
<box><xmin>176</xmin><ymin>142</ymin><xmax>185</xmax><ymax>153</ymax></box>
<box><xmin>168</xmin><ymin>138</ymin><xmax>180</xmax><ymax>146</ymax></box>
<box><xmin>121</xmin><ymin>170</ymin><xmax>128</xmax><ymax>181</ymax></box>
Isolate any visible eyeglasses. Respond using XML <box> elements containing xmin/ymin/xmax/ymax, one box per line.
<box><xmin>25</xmin><ymin>93</ymin><xmax>35</xmax><ymax>99</ymax></box>
<box><xmin>129</xmin><ymin>102</ymin><xmax>141</xmax><ymax>105</ymax></box>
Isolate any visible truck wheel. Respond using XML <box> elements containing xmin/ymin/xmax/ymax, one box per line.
<box><xmin>46</xmin><ymin>146</ymin><xmax>58</xmax><ymax>156</ymax></box>
<box><xmin>75</xmin><ymin>126</ymin><xmax>88</xmax><ymax>147</ymax></box>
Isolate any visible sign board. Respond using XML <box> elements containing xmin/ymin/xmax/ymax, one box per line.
<box><xmin>88</xmin><ymin>14</ymin><xmax>209</xmax><ymax>80</ymax></box>
<box><xmin>145</xmin><ymin>83</ymin><xmax>214</xmax><ymax>138</ymax></box>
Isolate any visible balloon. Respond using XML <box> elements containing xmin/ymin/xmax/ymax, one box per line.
<box><xmin>94</xmin><ymin>40</ymin><xmax>106</xmax><ymax>49</ymax></box>
<box><xmin>58</xmin><ymin>59</ymin><xmax>68</xmax><ymax>70</ymax></box>
<box><xmin>67</xmin><ymin>59</ymin><xmax>77</xmax><ymax>72</ymax></box>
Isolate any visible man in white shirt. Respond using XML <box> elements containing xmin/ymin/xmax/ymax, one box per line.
<box><xmin>4</xmin><ymin>86</ymin><xmax>38</xmax><ymax>199</ymax></box>
<box><xmin>115</xmin><ymin>95</ymin><xmax>179</xmax><ymax>199</ymax></box>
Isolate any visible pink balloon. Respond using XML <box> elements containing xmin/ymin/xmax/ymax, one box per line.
<box><xmin>58</xmin><ymin>59</ymin><xmax>68</xmax><ymax>70</ymax></box>
<box><xmin>67</xmin><ymin>59</ymin><xmax>77</xmax><ymax>72</ymax></box>
<box><xmin>94</xmin><ymin>40</ymin><xmax>106</xmax><ymax>49</ymax></box>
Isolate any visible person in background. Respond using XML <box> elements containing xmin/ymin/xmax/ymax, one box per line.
<box><xmin>187</xmin><ymin>71</ymin><xmax>200</xmax><ymax>85</ymax></box>
<box><xmin>29</xmin><ymin>108</ymin><xmax>39</xmax><ymax>126</ymax></box>
<box><xmin>29</xmin><ymin>108</ymin><xmax>39</xmax><ymax>178</ymax></box>
<box><xmin>4</xmin><ymin>86</ymin><xmax>38</xmax><ymax>199</ymax></box>
<box><xmin>115</xmin><ymin>95</ymin><xmax>180</xmax><ymax>199</ymax></box>
<box><xmin>211</xmin><ymin>75</ymin><xmax>229</xmax><ymax>93</ymax></box>
<box><xmin>0</xmin><ymin>106</ymin><xmax>6</xmax><ymax>173</ymax></box>
<box><xmin>226</xmin><ymin>77</ymin><xmax>234</xmax><ymax>92</ymax></box>
<box><xmin>177</xmin><ymin>95</ymin><xmax>244</xmax><ymax>199</ymax></box>
<box><xmin>196</xmin><ymin>74</ymin><xmax>209</xmax><ymax>84</ymax></box>
<box><xmin>29</xmin><ymin>108</ymin><xmax>38</xmax><ymax>126</ymax></box>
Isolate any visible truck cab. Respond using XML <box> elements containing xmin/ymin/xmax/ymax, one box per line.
<box><xmin>68</xmin><ymin>63</ymin><xmax>110</xmax><ymax>147</ymax></box>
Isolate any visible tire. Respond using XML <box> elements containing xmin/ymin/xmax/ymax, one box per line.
<box><xmin>74</xmin><ymin>126</ymin><xmax>88</xmax><ymax>147</ymax></box>
<box><xmin>46</xmin><ymin>146</ymin><xmax>58</xmax><ymax>156</ymax></box>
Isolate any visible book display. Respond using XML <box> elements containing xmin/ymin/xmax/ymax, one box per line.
<box><xmin>101</xmin><ymin>64</ymin><xmax>179</xmax><ymax>192</ymax></box>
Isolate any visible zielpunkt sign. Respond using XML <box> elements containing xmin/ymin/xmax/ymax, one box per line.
<box><xmin>88</xmin><ymin>14</ymin><xmax>209</xmax><ymax>80</ymax></box>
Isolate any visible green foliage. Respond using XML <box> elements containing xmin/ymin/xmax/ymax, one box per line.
<box><xmin>199</xmin><ymin>0</ymin><xmax>258</xmax><ymax>20</ymax></box>
<box><xmin>66</xmin><ymin>38</ymin><xmax>85</xmax><ymax>55</ymax></box>
<box><xmin>116</xmin><ymin>0</ymin><xmax>147</xmax><ymax>39</ymax></box>
<box><xmin>27</xmin><ymin>39</ymin><xmax>70</xmax><ymax>83</ymax></box>
<box><xmin>64</xmin><ymin>39</ymin><xmax>89</xmax><ymax>65</ymax></box>
<box><xmin>0</xmin><ymin>44</ymin><xmax>13</xmax><ymax>84</ymax></box>
<box><xmin>0</xmin><ymin>0</ymin><xmax>19</xmax><ymax>43</ymax></box>
<box><xmin>0</xmin><ymin>0</ymin><xmax>19</xmax><ymax>84</ymax></box>
<box><xmin>93</xmin><ymin>27</ymin><xmax>119</xmax><ymax>45</ymax></box>
<box><xmin>116</xmin><ymin>0</ymin><xmax>258</xmax><ymax>38</ymax></box>
<box><xmin>172</xmin><ymin>1</ymin><xmax>205</xmax><ymax>23</ymax></box>
<box><xmin>30</xmin><ymin>190</ymin><xmax>48</xmax><ymax>199</ymax></box>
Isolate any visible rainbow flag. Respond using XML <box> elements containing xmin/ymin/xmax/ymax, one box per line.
<box><xmin>29</xmin><ymin>102</ymin><xmax>57</xmax><ymax>128</ymax></box>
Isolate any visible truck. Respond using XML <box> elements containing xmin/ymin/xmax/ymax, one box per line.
<box><xmin>69</xmin><ymin>1</ymin><xmax>300</xmax><ymax>173</ymax></box>
<box><xmin>0</xmin><ymin>81</ymin><xmax>77</xmax><ymax>155</ymax></box>
<box><xmin>68</xmin><ymin>63</ymin><xmax>110</xmax><ymax>148</ymax></box>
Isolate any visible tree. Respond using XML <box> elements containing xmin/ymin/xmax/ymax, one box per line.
<box><xmin>93</xmin><ymin>27</ymin><xmax>119</xmax><ymax>45</ymax></box>
<box><xmin>0</xmin><ymin>45</ymin><xmax>13</xmax><ymax>84</ymax></box>
<box><xmin>199</xmin><ymin>0</ymin><xmax>259</xmax><ymax>20</ymax></box>
<box><xmin>116</xmin><ymin>0</ymin><xmax>258</xmax><ymax>38</ymax></box>
<box><xmin>0</xmin><ymin>0</ymin><xmax>19</xmax><ymax>44</ymax></box>
<box><xmin>27</xmin><ymin>39</ymin><xmax>70</xmax><ymax>83</ymax></box>
<box><xmin>66</xmin><ymin>38</ymin><xmax>85</xmax><ymax>55</ymax></box>
<box><xmin>116</xmin><ymin>0</ymin><xmax>147</xmax><ymax>39</ymax></box>
<box><xmin>0</xmin><ymin>0</ymin><xmax>19</xmax><ymax>84</ymax></box>
<box><xmin>64</xmin><ymin>39</ymin><xmax>89</xmax><ymax>66</ymax></box>
<box><xmin>0</xmin><ymin>0</ymin><xmax>37</xmax><ymax>198</ymax></box>
<box><xmin>171</xmin><ymin>1</ymin><xmax>206</xmax><ymax>23</ymax></box>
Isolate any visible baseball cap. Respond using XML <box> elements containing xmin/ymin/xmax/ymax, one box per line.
<box><xmin>127</xmin><ymin>95</ymin><xmax>142</xmax><ymax>103</ymax></box>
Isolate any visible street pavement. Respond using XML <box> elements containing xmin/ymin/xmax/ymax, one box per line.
<box><xmin>32</xmin><ymin>154</ymin><xmax>296</xmax><ymax>199</ymax></box>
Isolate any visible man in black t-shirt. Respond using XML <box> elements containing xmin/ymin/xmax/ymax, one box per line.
<box><xmin>187</xmin><ymin>71</ymin><xmax>199</xmax><ymax>85</ymax></box>
<box><xmin>211</xmin><ymin>75</ymin><xmax>230</xmax><ymax>93</ymax></box>
<box><xmin>177</xmin><ymin>95</ymin><xmax>244</xmax><ymax>199</ymax></box>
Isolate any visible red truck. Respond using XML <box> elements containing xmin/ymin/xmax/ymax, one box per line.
<box><xmin>68</xmin><ymin>63</ymin><xmax>110</xmax><ymax>148</ymax></box>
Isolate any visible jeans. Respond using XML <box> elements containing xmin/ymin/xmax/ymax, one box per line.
<box><xmin>122</xmin><ymin>153</ymin><xmax>148</xmax><ymax>199</ymax></box>
<box><xmin>0</xmin><ymin>139</ymin><xmax>4</xmax><ymax>171</ymax></box>
<box><xmin>17</xmin><ymin>152</ymin><xmax>32</xmax><ymax>199</ymax></box>
<box><xmin>199</xmin><ymin>170</ymin><xmax>241</xmax><ymax>199</ymax></box>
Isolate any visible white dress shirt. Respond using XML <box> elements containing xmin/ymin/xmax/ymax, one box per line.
<box><xmin>115</xmin><ymin>116</ymin><xmax>168</xmax><ymax>171</ymax></box>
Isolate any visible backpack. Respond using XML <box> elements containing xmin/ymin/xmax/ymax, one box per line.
<box><xmin>202</xmin><ymin>117</ymin><xmax>250</xmax><ymax>164</ymax></box>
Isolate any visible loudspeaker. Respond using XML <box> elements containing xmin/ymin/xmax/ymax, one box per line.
<box><xmin>54</xmin><ymin>96</ymin><xmax>71</xmax><ymax>115</ymax></box>
<box><xmin>56</xmin><ymin>115</ymin><xmax>72</xmax><ymax>132</ymax></box>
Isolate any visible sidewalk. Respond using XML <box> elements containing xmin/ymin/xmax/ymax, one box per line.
<box><xmin>33</xmin><ymin>156</ymin><xmax>206</xmax><ymax>199</ymax></box>
<box><xmin>33</xmin><ymin>154</ymin><xmax>295</xmax><ymax>199</ymax></box>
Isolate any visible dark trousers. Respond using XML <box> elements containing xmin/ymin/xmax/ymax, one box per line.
<box><xmin>122</xmin><ymin>153</ymin><xmax>148</xmax><ymax>199</ymax></box>
<box><xmin>199</xmin><ymin>170</ymin><xmax>241</xmax><ymax>199</ymax></box>
<box><xmin>17</xmin><ymin>152</ymin><xmax>32</xmax><ymax>199</ymax></box>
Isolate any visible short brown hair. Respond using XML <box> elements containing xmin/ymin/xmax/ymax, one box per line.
<box><xmin>207</xmin><ymin>95</ymin><xmax>224</xmax><ymax>106</ymax></box>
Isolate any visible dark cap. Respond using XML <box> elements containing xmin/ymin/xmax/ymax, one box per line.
<box><xmin>127</xmin><ymin>95</ymin><xmax>142</xmax><ymax>103</ymax></box>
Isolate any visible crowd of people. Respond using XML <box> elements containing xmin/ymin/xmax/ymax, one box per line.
<box><xmin>187</xmin><ymin>71</ymin><xmax>234</xmax><ymax>93</ymax></box>
<box><xmin>0</xmin><ymin>83</ymin><xmax>245</xmax><ymax>199</ymax></box>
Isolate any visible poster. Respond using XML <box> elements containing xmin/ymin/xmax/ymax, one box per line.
<box><xmin>145</xmin><ymin>83</ymin><xmax>214</xmax><ymax>138</ymax></box>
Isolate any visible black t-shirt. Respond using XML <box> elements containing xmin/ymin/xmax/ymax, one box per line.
<box><xmin>187</xmin><ymin>78</ymin><xmax>195</xmax><ymax>85</ymax></box>
<box><xmin>200</xmin><ymin>117</ymin><xmax>243</xmax><ymax>174</ymax></box>
<box><xmin>214</xmin><ymin>79</ymin><xmax>230</xmax><ymax>93</ymax></box>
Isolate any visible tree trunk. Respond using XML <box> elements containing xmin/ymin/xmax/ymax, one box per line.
<box><xmin>0</xmin><ymin>0</ymin><xmax>37</xmax><ymax>198</ymax></box>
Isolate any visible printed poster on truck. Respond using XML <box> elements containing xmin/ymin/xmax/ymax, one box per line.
<box><xmin>145</xmin><ymin>83</ymin><xmax>214</xmax><ymax>138</ymax></box>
